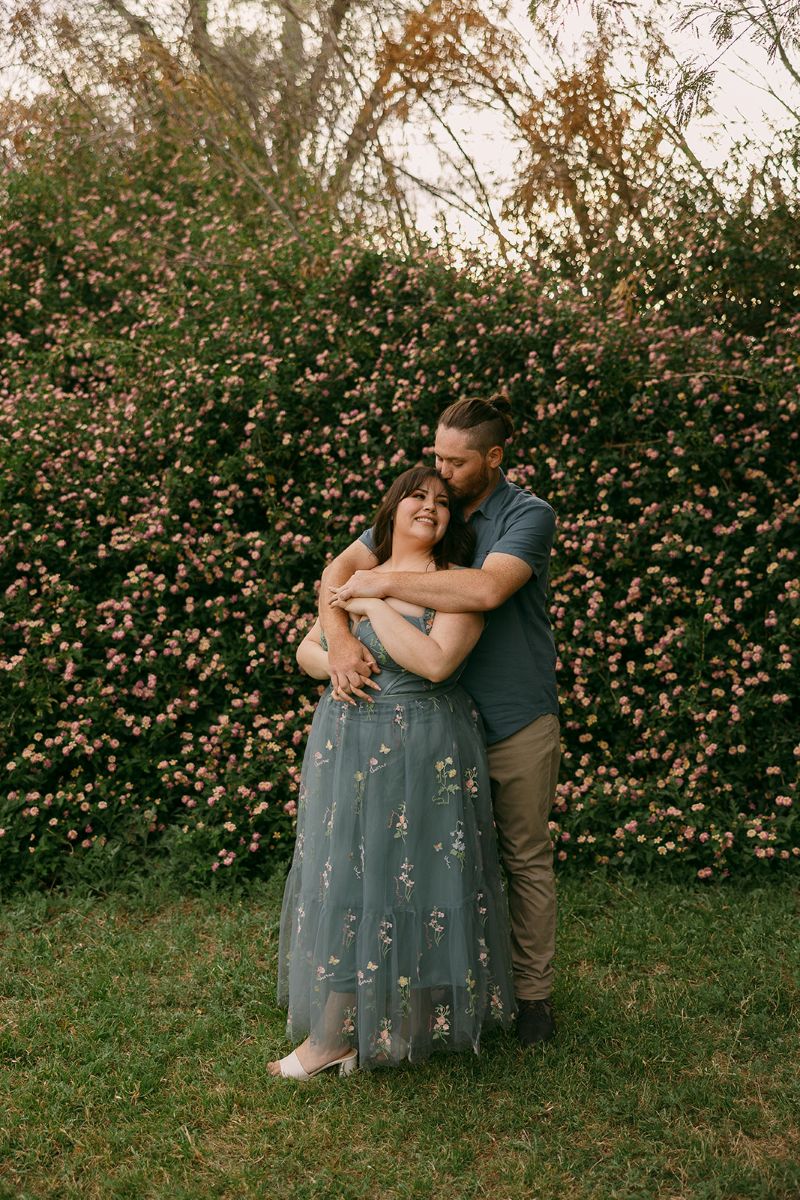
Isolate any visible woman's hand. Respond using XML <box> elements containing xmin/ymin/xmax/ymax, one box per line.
<box><xmin>331</xmin><ymin>593</ymin><xmax>381</xmax><ymax>618</ymax></box>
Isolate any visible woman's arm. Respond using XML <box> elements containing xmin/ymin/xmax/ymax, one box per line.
<box><xmin>296</xmin><ymin>619</ymin><xmax>332</xmax><ymax>680</ymax></box>
<box><xmin>353</xmin><ymin>598</ymin><xmax>483</xmax><ymax>684</ymax></box>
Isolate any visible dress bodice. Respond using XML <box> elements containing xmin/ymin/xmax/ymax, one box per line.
<box><xmin>325</xmin><ymin>609</ymin><xmax>466</xmax><ymax>698</ymax></box>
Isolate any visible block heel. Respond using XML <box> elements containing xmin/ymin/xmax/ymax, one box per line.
<box><xmin>339</xmin><ymin>1053</ymin><xmax>359</xmax><ymax>1077</ymax></box>
<box><xmin>272</xmin><ymin>1047</ymin><xmax>359</xmax><ymax>1080</ymax></box>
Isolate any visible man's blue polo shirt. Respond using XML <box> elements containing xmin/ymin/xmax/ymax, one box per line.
<box><xmin>359</xmin><ymin>471</ymin><xmax>558</xmax><ymax>745</ymax></box>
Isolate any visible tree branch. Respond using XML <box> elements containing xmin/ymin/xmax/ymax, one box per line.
<box><xmin>306</xmin><ymin>0</ymin><xmax>355</xmax><ymax>115</ymax></box>
<box><xmin>411</xmin><ymin>86</ymin><xmax>514</xmax><ymax>262</ymax></box>
<box><xmin>100</xmin><ymin>0</ymin><xmax>162</xmax><ymax>47</ymax></box>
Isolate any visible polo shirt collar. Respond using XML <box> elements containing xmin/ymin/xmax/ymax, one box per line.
<box><xmin>469</xmin><ymin>470</ymin><xmax>509</xmax><ymax>520</ymax></box>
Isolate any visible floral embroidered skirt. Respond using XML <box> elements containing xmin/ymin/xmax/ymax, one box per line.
<box><xmin>277</xmin><ymin>676</ymin><xmax>516</xmax><ymax>1069</ymax></box>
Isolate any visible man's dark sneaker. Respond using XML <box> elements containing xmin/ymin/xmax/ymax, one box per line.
<box><xmin>517</xmin><ymin>998</ymin><xmax>555</xmax><ymax>1046</ymax></box>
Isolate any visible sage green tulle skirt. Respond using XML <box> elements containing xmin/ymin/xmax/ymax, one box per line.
<box><xmin>277</xmin><ymin>620</ymin><xmax>515</xmax><ymax>1069</ymax></box>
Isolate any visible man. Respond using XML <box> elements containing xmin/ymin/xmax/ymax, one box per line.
<box><xmin>319</xmin><ymin>396</ymin><xmax>560</xmax><ymax>1045</ymax></box>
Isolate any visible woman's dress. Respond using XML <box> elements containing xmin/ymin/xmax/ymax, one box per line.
<box><xmin>277</xmin><ymin>609</ymin><xmax>515</xmax><ymax>1069</ymax></box>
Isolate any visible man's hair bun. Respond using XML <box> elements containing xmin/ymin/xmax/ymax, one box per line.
<box><xmin>438</xmin><ymin>394</ymin><xmax>515</xmax><ymax>451</ymax></box>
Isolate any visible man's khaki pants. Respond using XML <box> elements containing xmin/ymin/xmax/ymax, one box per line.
<box><xmin>487</xmin><ymin>713</ymin><xmax>560</xmax><ymax>1001</ymax></box>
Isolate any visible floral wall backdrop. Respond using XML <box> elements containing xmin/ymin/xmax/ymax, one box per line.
<box><xmin>0</xmin><ymin>138</ymin><xmax>796</xmax><ymax>891</ymax></box>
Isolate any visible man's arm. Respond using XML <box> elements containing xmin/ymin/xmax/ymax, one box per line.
<box><xmin>319</xmin><ymin>539</ymin><xmax>381</xmax><ymax>702</ymax></box>
<box><xmin>332</xmin><ymin>502</ymin><xmax>555</xmax><ymax>614</ymax></box>
<box><xmin>331</xmin><ymin>553</ymin><xmax>532</xmax><ymax>614</ymax></box>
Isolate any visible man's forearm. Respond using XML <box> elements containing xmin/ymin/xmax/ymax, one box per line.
<box><xmin>375</xmin><ymin>569</ymin><xmax>498</xmax><ymax>613</ymax></box>
<box><xmin>320</xmin><ymin>560</ymin><xmax>360</xmax><ymax>641</ymax></box>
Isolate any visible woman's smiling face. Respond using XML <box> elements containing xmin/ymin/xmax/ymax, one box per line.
<box><xmin>394</xmin><ymin>479</ymin><xmax>451</xmax><ymax>546</ymax></box>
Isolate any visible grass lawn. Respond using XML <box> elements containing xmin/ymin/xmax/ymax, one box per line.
<box><xmin>1</xmin><ymin>873</ymin><xmax>798</xmax><ymax>1200</ymax></box>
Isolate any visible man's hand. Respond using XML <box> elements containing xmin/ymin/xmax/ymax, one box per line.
<box><xmin>330</xmin><ymin>571</ymin><xmax>388</xmax><ymax>606</ymax></box>
<box><xmin>327</xmin><ymin>632</ymin><xmax>381</xmax><ymax>705</ymax></box>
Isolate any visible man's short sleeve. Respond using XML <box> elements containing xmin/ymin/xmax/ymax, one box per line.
<box><xmin>359</xmin><ymin>526</ymin><xmax>377</xmax><ymax>554</ymax></box>
<box><xmin>488</xmin><ymin>504</ymin><xmax>555</xmax><ymax>579</ymax></box>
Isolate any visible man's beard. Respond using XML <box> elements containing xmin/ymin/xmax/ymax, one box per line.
<box><xmin>451</xmin><ymin>462</ymin><xmax>492</xmax><ymax>503</ymax></box>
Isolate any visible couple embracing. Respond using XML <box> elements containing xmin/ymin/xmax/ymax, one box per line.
<box><xmin>269</xmin><ymin>396</ymin><xmax>560</xmax><ymax>1079</ymax></box>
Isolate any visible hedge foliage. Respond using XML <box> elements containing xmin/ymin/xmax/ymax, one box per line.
<box><xmin>0</xmin><ymin>133</ymin><xmax>797</xmax><ymax>891</ymax></box>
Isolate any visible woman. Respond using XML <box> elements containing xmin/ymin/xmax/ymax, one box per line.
<box><xmin>270</xmin><ymin>466</ymin><xmax>515</xmax><ymax>1079</ymax></box>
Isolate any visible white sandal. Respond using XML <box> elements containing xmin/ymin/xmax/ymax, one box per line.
<box><xmin>274</xmin><ymin>1048</ymin><xmax>358</xmax><ymax>1080</ymax></box>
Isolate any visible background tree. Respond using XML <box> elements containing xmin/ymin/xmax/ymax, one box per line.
<box><xmin>516</xmin><ymin>0</ymin><xmax>800</xmax><ymax>327</ymax></box>
<box><xmin>1</xmin><ymin>0</ymin><xmax>531</xmax><ymax>254</ymax></box>
<box><xmin>529</xmin><ymin>0</ymin><xmax>800</xmax><ymax>122</ymax></box>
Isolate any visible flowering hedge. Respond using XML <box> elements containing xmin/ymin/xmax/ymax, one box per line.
<box><xmin>0</xmin><ymin>136</ymin><xmax>797</xmax><ymax>890</ymax></box>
